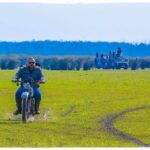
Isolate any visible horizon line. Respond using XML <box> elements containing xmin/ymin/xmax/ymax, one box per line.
<box><xmin>0</xmin><ymin>40</ymin><xmax>149</xmax><ymax>45</ymax></box>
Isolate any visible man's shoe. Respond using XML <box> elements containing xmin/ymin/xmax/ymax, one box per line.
<box><xmin>35</xmin><ymin>111</ymin><xmax>40</xmax><ymax>115</ymax></box>
<box><xmin>14</xmin><ymin>101</ymin><xmax>22</xmax><ymax>115</ymax></box>
<box><xmin>35</xmin><ymin>101</ymin><xmax>40</xmax><ymax>115</ymax></box>
<box><xmin>13</xmin><ymin>110</ymin><xmax>21</xmax><ymax>115</ymax></box>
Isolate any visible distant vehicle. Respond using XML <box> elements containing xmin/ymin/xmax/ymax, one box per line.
<box><xmin>95</xmin><ymin>48</ymin><xmax>129</xmax><ymax>69</ymax></box>
<box><xmin>114</xmin><ymin>56</ymin><xmax>129</xmax><ymax>69</ymax></box>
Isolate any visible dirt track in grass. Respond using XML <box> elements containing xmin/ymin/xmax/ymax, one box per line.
<box><xmin>102</xmin><ymin>105</ymin><xmax>150</xmax><ymax>147</ymax></box>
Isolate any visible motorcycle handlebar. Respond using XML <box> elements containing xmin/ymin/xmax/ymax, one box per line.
<box><xmin>12</xmin><ymin>80</ymin><xmax>45</xmax><ymax>86</ymax></box>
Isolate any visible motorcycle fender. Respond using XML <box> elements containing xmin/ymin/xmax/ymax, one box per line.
<box><xmin>21</xmin><ymin>92</ymin><xmax>29</xmax><ymax>99</ymax></box>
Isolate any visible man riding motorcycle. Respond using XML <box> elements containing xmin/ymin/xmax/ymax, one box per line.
<box><xmin>12</xmin><ymin>57</ymin><xmax>46</xmax><ymax>115</ymax></box>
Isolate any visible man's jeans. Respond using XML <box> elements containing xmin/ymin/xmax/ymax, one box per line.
<box><xmin>15</xmin><ymin>86</ymin><xmax>41</xmax><ymax>103</ymax></box>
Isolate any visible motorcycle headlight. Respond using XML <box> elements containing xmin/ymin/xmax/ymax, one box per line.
<box><xmin>23</xmin><ymin>83</ymin><xmax>31</xmax><ymax>90</ymax></box>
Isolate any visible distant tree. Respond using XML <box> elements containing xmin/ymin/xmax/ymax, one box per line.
<box><xmin>0</xmin><ymin>59</ymin><xmax>8</xmax><ymax>70</ymax></box>
<box><xmin>83</xmin><ymin>58</ymin><xmax>94</xmax><ymax>70</ymax></box>
<box><xmin>50</xmin><ymin>58</ymin><xmax>59</xmax><ymax>70</ymax></box>
<box><xmin>42</xmin><ymin>58</ymin><xmax>51</xmax><ymax>69</ymax></box>
<box><xmin>140</xmin><ymin>60</ymin><xmax>150</xmax><ymax>69</ymax></box>
<box><xmin>67</xmin><ymin>58</ymin><xmax>76</xmax><ymax>70</ymax></box>
<box><xmin>19</xmin><ymin>57</ymin><xmax>27</xmax><ymax>67</ymax></box>
<box><xmin>7</xmin><ymin>59</ymin><xmax>18</xmax><ymax>69</ymax></box>
<box><xmin>75</xmin><ymin>58</ymin><xmax>82</xmax><ymax>70</ymax></box>
<box><xmin>130</xmin><ymin>58</ymin><xmax>138</xmax><ymax>70</ymax></box>
<box><xmin>58</xmin><ymin>59</ymin><xmax>68</xmax><ymax>70</ymax></box>
<box><xmin>140</xmin><ymin>61</ymin><xmax>146</xmax><ymax>69</ymax></box>
<box><xmin>131</xmin><ymin>62</ymin><xmax>137</xmax><ymax>70</ymax></box>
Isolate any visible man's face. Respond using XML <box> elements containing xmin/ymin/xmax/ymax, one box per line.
<box><xmin>28</xmin><ymin>58</ymin><xmax>35</xmax><ymax>69</ymax></box>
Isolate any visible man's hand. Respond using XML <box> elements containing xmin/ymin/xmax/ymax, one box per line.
<box><xmin>11</xmin><ymin>79</ymin><xmax>20</xmax><ymax>86</ymax></box>
<box><xmin>16</xmin><ymin>82</ymin><xmax>20</xmax><ymax>86</ymax></box>
<box><xmin>36</xmin><ymin>81</ymin><xmax>40</xmax><ymax>87</ymax></box>
<box><xmin>11</xmin><ymin>76</ymin><xmax>18</xmax><ymax>82</ymax></box>
<box><xmin>36</xmin><ymin>79</ymin><xmax>45</xmax><ymax>87</ymax></box>
<box><xmin>11</xmin><ymin>79</ymin><xmax>17</xmax><ymax>82</ymax></box>
<box><xmin>40</xmin><ymin>77</ymin><xmax>46</xmax><ymax>84</ymax></box>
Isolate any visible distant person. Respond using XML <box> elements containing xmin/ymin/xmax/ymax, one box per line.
<box><xmin>109</xmin><ymin>51</ymin><xmax>112</xmax><ymax>58</ymax></box>
<box><xmin>116</xmin><ymin>47</ymin><xmax>122</xmax><ymax>57</ymax></box>
<box><xmin>111</xmin><ymin>52</ymin><xmax>117</xmax><ymax>68</ymax></box>
<box><xmin>112</xmin><ymin>52</ymin><xmax>116</xmax><ymax>58</ymax></box>
<box><xmin>95</xmin><ymin>52</ymin><xmax>101</xmax><ymax>69</ymax></box>
<box><xmin>100</xmin><ymin>54</ymin><xmax>105</xmax><ymax>68</ymax></box>
<box><xmin>12</xmin><ymin>57</ymin><xmax>46</xmax><ymax>115</ymax></box>
<box><xmin>96</xmin><ymin>52</ymin><xmax>99</xmax><ymax>58</ymax></box>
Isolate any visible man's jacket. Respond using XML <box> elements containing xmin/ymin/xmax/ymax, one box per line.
<box><xmin>15</xmin><ymin>65</ymin><xmax>44</xmax><ymax>86</ymax></box>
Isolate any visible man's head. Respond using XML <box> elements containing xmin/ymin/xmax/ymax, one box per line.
<box><xmin>27</xmin><ymin>57</ymin><xmax>36</xmax><ymax>69</ymax></box>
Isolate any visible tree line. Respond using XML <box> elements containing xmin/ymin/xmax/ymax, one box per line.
<box><xmin>0</xmin><ymin>40</ymin><xmax>150</xmax><ymax>57</ymax></box>
<box><xmin>0</xmin><ymin>55</ymin><xmax>150</xmax><ymax>70</ymax></box>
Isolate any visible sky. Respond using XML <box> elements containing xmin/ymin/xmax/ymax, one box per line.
<box><xmin>0</xmin><ymin>3</ymin><xmax>150</xmax><ymax>43</ymax></box>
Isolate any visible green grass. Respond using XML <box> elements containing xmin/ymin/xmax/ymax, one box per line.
<box><xmin>0</xmin><ymin>69</ymin><xmax>150</xmax><ymax>147</ymax></box>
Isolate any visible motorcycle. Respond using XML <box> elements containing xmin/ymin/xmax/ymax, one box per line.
<box><xmin>12</xmin><ymin>77</ymin><xmax>45</xmax><ymax>123</ymax></box>
<box><xmin>22</xmin><ymin>80</ymin><xmax>35</xmax><ymax>123</ymax></box>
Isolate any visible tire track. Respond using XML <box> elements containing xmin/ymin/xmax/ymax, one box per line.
<box><xmin>60</xmin><ymin>105</ymin><xmax>76</xmax><ymax>117</ymax></box>
<box><xmin>102</xmin><ymin>105</ymin><xmax>150</xmax><ymax>147</ymax></box>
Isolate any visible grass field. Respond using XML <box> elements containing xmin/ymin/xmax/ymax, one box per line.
<box><xmin>0</xmin><ymin>69</ymin><xmax>150</xmax><ymax>147</ymax></box>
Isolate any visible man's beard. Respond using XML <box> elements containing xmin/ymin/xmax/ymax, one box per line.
<box><xmin>28</xmin><ymin>66</ymin><xmax>35</xmax><ymax>70</ymax></box>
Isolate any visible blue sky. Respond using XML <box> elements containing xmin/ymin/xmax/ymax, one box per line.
<box><xmin>0</xmin><ymin>3</ymin><xmax>150</xmax><ymax>43</ymax></box>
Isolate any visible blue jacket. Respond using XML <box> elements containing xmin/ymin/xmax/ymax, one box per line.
<box><xmin>15</xmin><ymin>65</ymin><xmax>45</xmax><ymax>86</ymax></box>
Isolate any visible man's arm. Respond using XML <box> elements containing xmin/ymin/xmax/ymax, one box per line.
<box><xmin>40</xmin><ymin>69</ymin><xmax>46</xmax><ymax>83</ymax></box>
<box><xmin>11</xmin><ymin>68</ymin><xmax>22</xmax><ymax>82</ymax></box>
<box><xmin>40</xmin><ymin>75</ymin><xmax>46</xmax><ymax>83</ymax></box>
<box><xmin>37</xmin><ymin>68</ymin><xmax>46</xmax><ymax>83</ymax></box>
